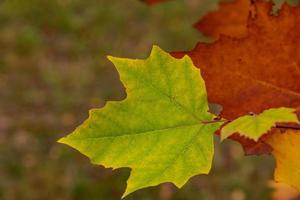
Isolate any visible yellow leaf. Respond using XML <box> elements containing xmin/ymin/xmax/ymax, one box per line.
<box><xmin>266</xmin><ymin>130</ymin><xmax>300</xmax><ymax>192</ymax></box>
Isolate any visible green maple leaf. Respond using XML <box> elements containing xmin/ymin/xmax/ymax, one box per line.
<box><xmin>221</xmin><ymin>107</ymin><xmax>300</xmax><ymax>141</ymax></box>
<box><xmin>58</xmin><ymin>46</ymin><xmax>223</xmax><ymax>197</ymax></box>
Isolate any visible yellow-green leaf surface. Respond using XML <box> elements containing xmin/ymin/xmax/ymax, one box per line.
<box><xmin>58</xmin><ymin>46</ymin><xmax>223</xmax><ymax>197</ymax></box>
<box><xmin>221</xmin><ymin>107</ymin><xmax>299</xmax><ymax>141</ymax></box>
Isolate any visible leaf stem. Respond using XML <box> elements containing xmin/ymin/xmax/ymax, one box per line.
<box><xmin>276</xmin><ymin>124</ymin><xmax>300</xmax><ymax>130</ymax></box>
<box><xmin>203</xmin><ymin>118</ymin><xmax>300</xmax><ymax>130</ymax></box>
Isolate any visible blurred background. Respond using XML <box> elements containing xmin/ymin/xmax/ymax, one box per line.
<box><xmin>0</xmin><ymin>0</ymin><xmax>298</xmax><ymax>199</ymax></box>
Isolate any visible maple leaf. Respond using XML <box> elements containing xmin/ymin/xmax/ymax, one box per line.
<box><xmin>221</xmin><ymin>107</ymin><xmax>299</xmax><ymax>141</ymax></box>
<box><xmin>265</xmin><ymin>130</ymin><xmax>300</xmax><ymax>192</ymax></box>
<box><xmin>58</xmin><ymin>46</ymin><xmax>223</xmax><ymax>197</ymax></box>
<box><xmin>172</xmin><ymin>0</ymin><xmax>300</xmax><ymax>154</ymax></box>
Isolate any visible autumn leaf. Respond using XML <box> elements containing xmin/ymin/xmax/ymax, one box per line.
<box><xmin>58</xmin><ymin>46</ymin><xmax>223</xmax><ymax>197</ymax></box>
<box><xmin>172</xmin><ymin>0</ymin><xmax>300</xmax><ymax>154</ymax></box>
<box><xmin>265</xmin><ymin>130</ymin><xmax>300</xmax><ymax>193</ymax></box>
<box><xmin>221</xmin><ymin>107</ymin><xmax>299</xmax><ymax>141</ymax></box>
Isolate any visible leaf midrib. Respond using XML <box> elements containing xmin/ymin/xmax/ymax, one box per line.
<box><xmin>68</xmin><ymin>123</ymin><xmax>203</xmax><ymax>140</ymax></box>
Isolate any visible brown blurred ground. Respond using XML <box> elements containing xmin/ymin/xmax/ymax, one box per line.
<box><xmin>0</xmin><ymin>0</ymin><xmax>294</xmax><ymax>199</ymax></box>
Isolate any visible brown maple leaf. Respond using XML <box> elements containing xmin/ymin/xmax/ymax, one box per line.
<box><xmin>172</xmin><ymin>0</ymin><xmax>300</xmax><ymax>154</ymax></box>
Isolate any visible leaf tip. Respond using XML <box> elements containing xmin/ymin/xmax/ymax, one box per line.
<box><xmin>121</xmin><ymin>192</ymin><xmax>129</xmax><ymax>199</ymax></box>
<box><xmin>57</xmin><ymin>136</ymin><xmax>68</xmax><ymax>144</ymax></box>
<box><xmin>107</xmin><ymin>55</ymin><xmax>117</xmax><ymax>63</ymax></box>
<box><xmin>150</xmin><ymin>44</ymin><xmax>170</xmax><ymax>58</ymax></box>
<box><xmin>121</xmin><ymin>186</ymin><xmax>135</xmax><ymax>199</ymax></box>
<box><xmin>151</xmin><ymin>44</ymin><xmax>162</xmax><ymax>52</ymax></box>
<box><xmin>220</xmin><ymin>133</ymin><xmax>228</xmax><ymax>142</ymax></box>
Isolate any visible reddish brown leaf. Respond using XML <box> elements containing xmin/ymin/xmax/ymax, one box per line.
<box><xmin>172</xmin><ymin>1</ymin><xmax>300</xmax><ymax>154</ymax></box>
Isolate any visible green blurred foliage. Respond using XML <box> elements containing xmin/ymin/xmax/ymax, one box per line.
<box><xmin>0</xmin><ymin>0</ymin><xmax>292</xmax><ymax>199</ymax></box>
